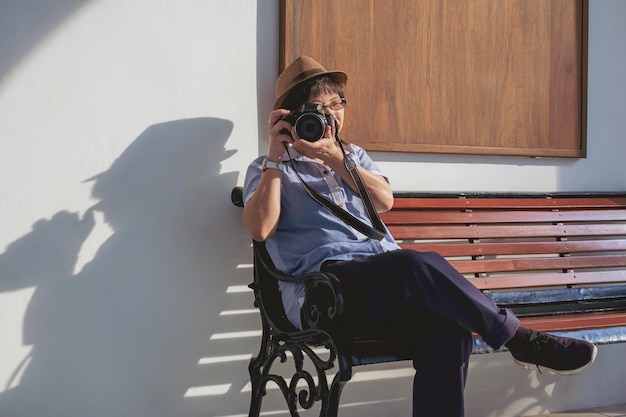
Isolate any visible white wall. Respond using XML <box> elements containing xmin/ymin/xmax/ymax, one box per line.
<box><xmin>0</xmin><ymin>1</ymin><xmax>624</xmax><ymax>417</ymax></box>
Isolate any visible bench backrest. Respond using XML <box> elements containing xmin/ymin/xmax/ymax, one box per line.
<box><xmin>380</xmin><ymin>193</ymin><xmax>626</xmax><ymax>330</ymax></box>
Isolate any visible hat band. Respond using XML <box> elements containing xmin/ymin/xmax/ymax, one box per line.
<box><xmin>280</xmin><ymin>68</ymin><xmax>327</xmax><ymax>96</ymax></box>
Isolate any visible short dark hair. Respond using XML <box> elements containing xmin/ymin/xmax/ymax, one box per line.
<box><xmin>282</xmin><ymin>75</ymin><xmax>345</xmax><ymax>111</ymax></box>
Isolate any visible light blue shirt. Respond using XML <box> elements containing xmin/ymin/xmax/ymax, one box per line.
<box><xmin>243</xmin><ymin>144</ymin><xmax>400</xmax><ymax>329</ymax></box>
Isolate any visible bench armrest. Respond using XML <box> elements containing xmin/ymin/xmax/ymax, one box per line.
<box><xmin>297</xmin><ymin>270</ymin><xmax>344</xmax><ymax>330</ymax></box>
<box><xmin>252</xmin><ymin>240</ymin><xmax>344</xmax><ymax>330</ymax></box>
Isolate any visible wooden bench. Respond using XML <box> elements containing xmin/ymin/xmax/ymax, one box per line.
<box><xmin>231</xmin><ymin>189</ymin><xmax>626</xmax><ymax>417</ymax></box>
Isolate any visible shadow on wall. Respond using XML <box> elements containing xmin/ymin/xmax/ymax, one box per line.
<box><xmin>0</xmin><ymin>118</ymin><xmax>258</xmax><ymax>417</ymax></box>
<box><xmin>0</xmin><ymin>0</ymin><xmax>92</xmax><ymax>83</ymax></box>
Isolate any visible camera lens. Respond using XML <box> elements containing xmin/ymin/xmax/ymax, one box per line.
<box><xmin>295</xmin><ymin>113</ymin><xmax>326</xmax><ymax>142</ymax></box>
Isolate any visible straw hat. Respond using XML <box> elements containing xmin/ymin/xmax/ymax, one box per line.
<box><xmin>273</xmin><ymin>56</ymin><xmax>348</xmax><ymax>110</ymax></box>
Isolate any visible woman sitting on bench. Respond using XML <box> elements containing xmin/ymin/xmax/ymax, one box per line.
<box><xmin>241</xmin><ymin>56</ymin><xmax>597</xmax><ymax>417</ymax></box>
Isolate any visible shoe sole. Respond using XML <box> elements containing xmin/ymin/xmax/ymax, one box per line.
<box><xmin>512</xmin><ymin>344</ymin><xmax>598</xmax><ymax>376</ymax></box>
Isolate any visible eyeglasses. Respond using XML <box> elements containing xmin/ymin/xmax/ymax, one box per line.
<box><xmin>307</xmin><ymin>98</ymin><xmax>348</xmax><ymax>113</ymax></box>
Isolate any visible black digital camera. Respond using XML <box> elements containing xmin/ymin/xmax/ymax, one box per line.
<box><xmin>281</xmin><ymin>106</ymin><xmax>334</xmax><ymax>142</ymax></box>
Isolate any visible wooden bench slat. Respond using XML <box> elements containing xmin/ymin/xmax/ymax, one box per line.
<box><xmin>401</xmin><ymin>239</ymin><xmax>626</xmax><ymax>257</ymax></box>
<box><xmin>392</xmin><ymin>197</ymin><xmax>626</xmax><ymax>210</ymax></box>
<box><xmin>381</xmin><ymin>209</ymin><xmax>626</xmax><ymax>225</ymax></box>
<box><xmin>484</xmin><ymin>284</ymin><xmax>626</xmax><ymax>307</ymax></box>
<box><xmin>468</xmin><ymin>270</ymin><xmax>626</xmax><ymax>290</ymax></box>
<box><xmin>390</xmin><ymin>224</ymin><xmax>626</xmax><ymax>240</ymax></box>
<box><xmin>450</xmin><ymin>254</ymin><xmax>626</xmax><ymax>275</ymax></box>
<box><xmin>519</xmin><ymin>311</ymin><xmax>626</xmax><ymax>332</ymax></box>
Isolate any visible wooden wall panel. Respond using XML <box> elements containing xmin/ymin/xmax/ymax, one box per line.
<box><xmin>280</xmin><ymin>0</ymin><xmax>587</xmax><ymax>157</ymax></box>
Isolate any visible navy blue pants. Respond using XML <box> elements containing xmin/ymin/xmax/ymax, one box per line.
<box><xmin>321</xmin><ymin>249</ymin><xmax>520</xmax><ymax>417</ymax></box>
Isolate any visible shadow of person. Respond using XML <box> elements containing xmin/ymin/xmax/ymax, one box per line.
<box><xmin>0</xmin><ymin>117</ymin><xmax>253</xmax><ymax>417</ymax></box>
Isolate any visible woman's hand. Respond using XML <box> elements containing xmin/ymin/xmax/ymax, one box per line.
<box><xmin>293</xmin><ymin>122</ymin><xmax>394</xmax><ymax>213</ymax></box>
<box><xmin>292</xmin><ymin>124</ymin><xmax>343</xmax><ymax>164</ymax></box>
<box><xmin>266</xmin><ymin>109</ymin><xmax>294</xmax><ymax>161</ymax></box>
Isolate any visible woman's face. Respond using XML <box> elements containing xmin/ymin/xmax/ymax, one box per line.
<box><xmin>306</xmin><ymin>92</ymin><xmax>346</xmax><ymax>133</ymax></box>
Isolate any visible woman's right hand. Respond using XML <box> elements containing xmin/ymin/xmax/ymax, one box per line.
<box><xmin>267</xmin><ymin>109</ymin><xmax>294</xmax><ymax>161</ymax></box>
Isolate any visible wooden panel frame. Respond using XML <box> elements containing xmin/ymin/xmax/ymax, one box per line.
<box><xmin>280</xmin><ymin>0</ymin><xmax>588</xmax><ymax>158</ymax></box>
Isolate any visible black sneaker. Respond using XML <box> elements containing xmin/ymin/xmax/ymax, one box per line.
<box><xmin>507</xmin><ymin>330</ymin><xmax>597</xmax><ymax>375</ymax></box>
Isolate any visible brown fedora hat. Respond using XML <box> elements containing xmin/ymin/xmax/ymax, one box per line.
<box><xmin>274</xmin><ymin>56</ymin><xmax>348</xmax><ymax>110</ymax></box>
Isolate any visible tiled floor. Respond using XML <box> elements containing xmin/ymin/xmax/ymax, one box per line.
<box><xmin>529</xmin><ymin>403</ymin><xmax>626</xmax><ymax>416</ymax></box>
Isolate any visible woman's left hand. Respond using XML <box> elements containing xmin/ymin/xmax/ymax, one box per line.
<box><xmin>292</xmin><ymin>124</ymin><xmax>343</xmax><ymax>165</ymax></box>
<box><xmin>293</xmin><ymin>122</ymin><xmax>394</xmax><ymax>213</ymax></box>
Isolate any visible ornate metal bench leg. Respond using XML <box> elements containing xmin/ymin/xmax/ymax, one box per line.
<box><xmin>248</xmin><ymin>318</ymin><xmax>271</xmax><ymax>417</ymax></box>
<box><xmin>246</xmin><ymin>330</ymin><xmax>344</xmax><ymax>417</ymax></box>
<box><xmin>323</xmin><ymin>353</ymin><xmax>352</xmax><ymax>417</ymax></box>
<box><xmin>325</xmin><ymin>375</ymin><xmax>347</xmax><ymax>417</ymax></box>
<box><xmin>248</xmin><ymin>356</ymin><xmax>263</xmax><ymax>417</ymax></box>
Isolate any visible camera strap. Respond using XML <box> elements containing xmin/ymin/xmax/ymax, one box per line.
<box><xmin>282</xmin><ymin>139</ymin><xmax>387</xmax><ymax>241</ymax></box>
